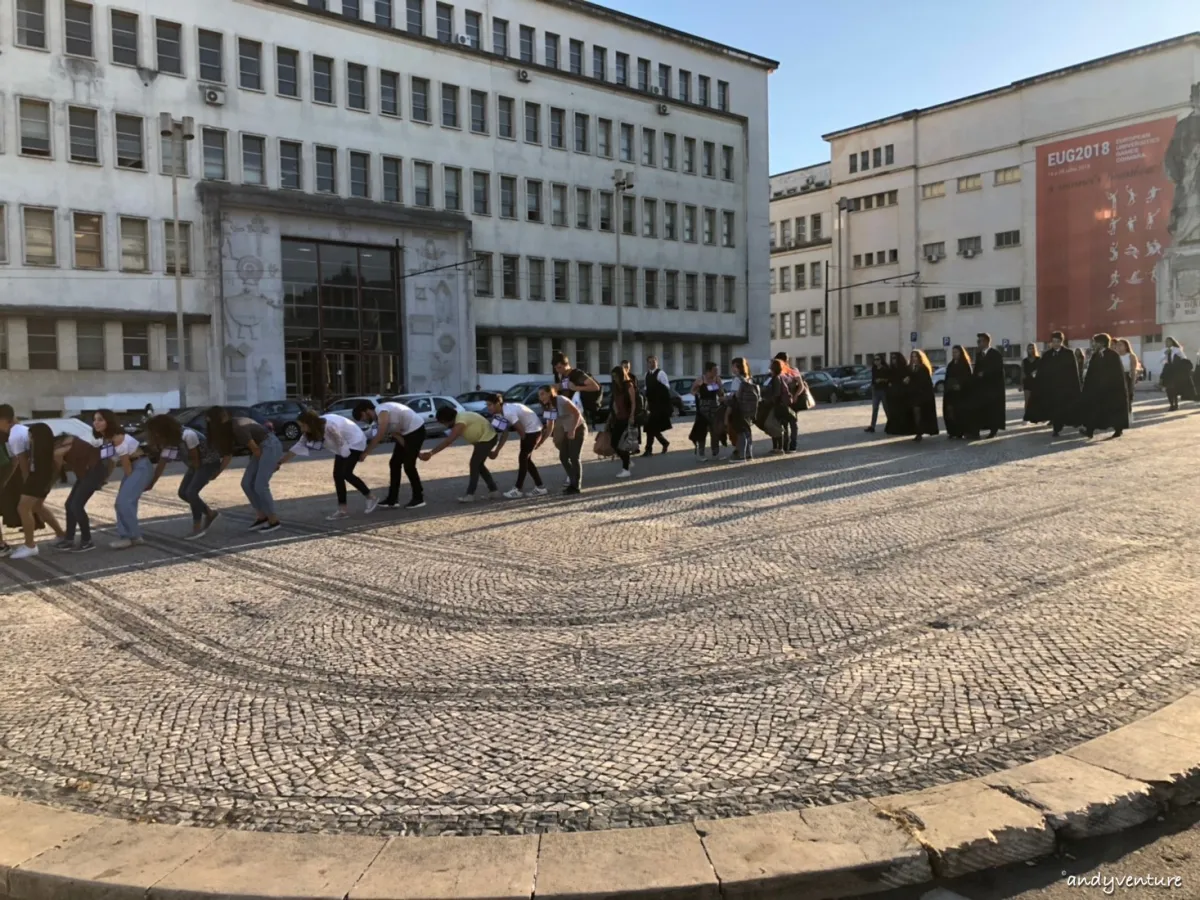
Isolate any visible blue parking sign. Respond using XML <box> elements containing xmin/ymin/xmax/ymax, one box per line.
<box><xmin>943</xmin><ymin>336</ymin><xmax>951</xmax><ymax>347</ymax></box>
<box><xmin>910</xmin><ymin>331</ymin><xmax>918</xmax><ymax>344</ymax></box>
<box><xmin>1002</xmin><ymin>338</ymin><xmax>1011</xmax><ymax>348</ymax></box>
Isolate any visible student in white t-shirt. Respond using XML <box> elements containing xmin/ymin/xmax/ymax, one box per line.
<box><xmin>1</xmin><ymin>408</ymin><xmax>66</xmax><ymax>559</ymax></box>
<box><xmin>107</xmin><ymin>422</ymin><xmax>152</xmax><ymax>550</ymax></box>
<box><xmin>353</xmin><ymin>400</ymin><xmax>427</xmax><ymax>510</ymax></box>
<box><xmin>484</xmin><ymin>393</ymin><xmax>548</xmax><ymax>499</ymax></box>
<box><xmin>278</xmin><ymin>409</ymin><xmax>376</xmax><ymax>520</ymax></box>
<box><xmin>145</xmin><ymin>415</ymin><xmax>226</xmax><ymax>540</ymax></box>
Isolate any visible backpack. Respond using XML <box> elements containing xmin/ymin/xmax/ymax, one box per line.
<box><xmin>576</xmin><ymin>371</ymin><xmax>602</xmax><ymax>415</ymax></box>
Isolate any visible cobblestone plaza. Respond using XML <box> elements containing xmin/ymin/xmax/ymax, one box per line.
<box><xmin>2</xmin><ymin>399</ymin><xmax>1198</xmax><ymax>837</ymax></box>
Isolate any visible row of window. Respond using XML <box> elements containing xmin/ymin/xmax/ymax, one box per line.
<box><xmin>768</xmin><ymin>309</ymin><xmax>825</xmax><ymax>341</ymax></box>
<box><xmin>922</xmin><ymin>166</ymin><xmax>1021</xmax><ymax>199</ymax></box>
<box><xmin>476</xmin><ymin>336</ymin><xmax>737</xmax><ymax>379</ymax></box>
<box><xmin>769</xmin><ymin>214</ymin><xmax>824</xmax><ymax>249</ymax></box>
<box><xmin>848</xmin><ymin>143</ymin><xmax>894</xmax><ymax>174</ymax></box>
<box><xmin>13</xmin><ymin>0</ymin><xmax>732</xmax><ymax>111</ymax></box>
<box><xmin>852</xmin><ymin>249</ymin><xmax>899</xmax><ymax>269</ymax></box>
<box><xmin>848</xmin><ymin>189</ymin><xmax>899</xmax><ymax>213</ymax></box>
<box><xmin>922</xmin><ymin>289</ymin><xmax>1022</xmax><ymax>311</ymax></box>
<box><xmin>0</xmin><ymin>317</ymin><xmax>194</xmax><ymax>372</ymax></box>
<box><xmin>769</xmin><ymin>263</ymin><xmax>825</xmax><ymax>293</ymax></box>
<box><xmin>924</xmin><ymin>230</ymin><xmax>1021</xmax><ymax>260</ymax></box>
<box><xmin>0</xmin><ymin>205</ymin><xmax>190</xmax><ymax>273</ymax></box>
<box><xmin>472</xmin><ymin>254</ymin><xmax>739</xmax><ymax>312</ymax></box>
<box><xmin>852</xmin><ymin>301</ymin><xmax>901</xmax><ymax>319</ymax></box>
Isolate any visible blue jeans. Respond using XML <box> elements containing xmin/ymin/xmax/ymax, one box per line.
<box><xmin>179</xmin><ymin>461</ymin><xmax>221</xmax><ymax>524</ymax></box>
<box><xmin>785</xmin><ymin>418</ymin><xmax>799</xmax><ymax>452</ymax></box>
<box><xmin>870</xmin><ymin>388</ymin><xmax>887</xmax><ymax>427</ymax></box>
<box><xmin>737</xmin><ymin>429</ymin><xmax>753</xmax><ymax>460</ymax></box>
<box><xmin>65</xmin><ymin>463</ymin><xmax>108</xmax><ymax>543</ymax></box>
<box><xmin>114</xmin><ymin>457</ymin><xmax>154</xmax><ymax>540</ymax></box>
<box><xmin>241</xmin><ymin>433</ymin><xmax>282</xmax><ymax>517</ymax></box>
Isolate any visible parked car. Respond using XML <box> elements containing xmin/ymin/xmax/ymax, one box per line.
<box><xmin>134</xmin><ymin>406</ymin><xmax>270</xmax><ymax>452</ymax></box>
<box><xmin>392</xmin><ymin>394</ymin><xmax>466</xmax><ymax>437</ymax></box>
<box><xmin>252</xmin><ymin>400</ymin><xmax>310</xmax><ymax>441</ymax></box>
<box><xmin>834</xmin><ymin>376</ymin><xmax>873</xmax><ymax>401</ymax></box>
<box><xmin>800</xmin><ymin>371</ymin><xmax>840</xmax><ymax>403</ymax></box>
<box><xmin>932</xmin><ymin>366</ymin><xmax>946</xmax><ymax>394</ymax></box>
<box><xmin>669</xmin><ymin>378</ymin><xmax>699</xmax><ymax>415</ymax></box>
<box><xmin>27</xmin><ymin>417</ymin><xmax>102</xmax><ymax>447</ymax></box>
<box><xmin>324</xmin><ymin>395</ymin><xmax>393</xmax><ymax>429</ymax></box>
<box><xmin>502</xmin><ymin>382</ymin><xmax>549</xmax><ymax>418</ymax></box>
<box><xmin>455</xmin><ymin>390</ymin><xmax>495</xmax><ymax>413</ymax></box>
<box><xmin>821</xmin><ymin>364</ymin><xmax>870</xmax><ymax>383</ymax></box>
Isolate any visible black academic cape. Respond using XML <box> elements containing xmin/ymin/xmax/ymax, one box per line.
<box><xmin>942</xmin><ymin>359</ymin><xmax>975</xmax><ymax>437</ymax></box>
<box><xmin>1163</xmin><ymin>354</ymin><xmax>1197</xmax><ymax>402</ymax></box>
<box><xmin>884</xmin><ymin>362</ymin><xmax>915</xmax><ymax>435</ymax></box>
<box><xmin>906</xmin><ymin>367</ymin><xmax>939</xmax><ymax>436</ymax></box>
<box><xmin>972</xmin><ymin>347</ymin><xmax>1007</xmax><ymax>432</ymax></box>
<box><xmin>642</xmin><ymin>370</ymin><xmax>674</xmax><ymax>433</ymax></box>
<box><xmin>1022</xmin><ymin>357</ymin><xmax>1048</xmax><ymax>422</ymax></box>
<box><xmin>1081</xmin><ymin>348</ymin><xmax>1130</xmax><ymax>432</ymax></box>
<box><xmin>1034</xmin><ymin>347</ymin><xmax>1082</xmax><ymax>427</ymax></box>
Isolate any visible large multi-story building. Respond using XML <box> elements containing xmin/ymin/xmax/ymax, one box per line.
<box><xmin>766</xmin><ymin>162</ymin><xmax>829</xmax><ymax>371</ymax></box>
<box><xmin>770</xmin><ymin>33</ymin><xmax>1200</xmax><ymax>375</ymax></box>
<box><xmin>0</xmin><ymin>0</ymin><xmax>776</xmax><ymax>416</ymax></box>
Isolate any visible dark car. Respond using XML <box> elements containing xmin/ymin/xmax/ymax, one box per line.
<box><xmin>141</xmin><ymin>406</ymin><xmax>271</xmax><ymax>453</ymax></box>
<box><xmin>821</xmin><ymin>364</ymin><xmax>870</xmax><ymax>383</ymax></box>
<box><xmin>800</xmin><ymin>371</ymin><xmax>840</xmax><ymax>403</ymax></box>
<box><xmin>252</xmin><ymin>400</ymin><xmax>309</xmax><ymax>441</ymax></box>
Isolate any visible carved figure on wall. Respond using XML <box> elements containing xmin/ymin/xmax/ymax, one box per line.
<box><xmin>1165</xmin><ymin>83</ymin><xmax>1200</xmax><ymax>245</ymax></box>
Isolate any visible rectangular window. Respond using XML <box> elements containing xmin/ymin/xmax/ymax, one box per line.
<box><xmin>527</xmin><ymin>339</ymin><xmax>542</xmax><ymax>374</ymax></box>
<box><xmin>551</xmin><ymin>183</ymin><xmax>567</xmax><ymax>225</ymax></box>
<box><xmin>600</xmin><ymin>265</ymin><xmax>614</xmax><ymax>305</ymax></box>
<box><xmin>544</xmin><ymin>32</ymin><xmax>559</xmax><ymax>67</ymax></box>
<box><xmin>885</xmin><ymin>143</ymin><xmax>894</xmax><ymax>164</ymax></box>
<box><xmin>526</xmin><ymin>179</ymin><xmax>542</xmax><ymax>222</ymax></box>
<box><xmin>436</xmin><ymin>2</ymin><xmax>452</xmax><ymax>41</ymax></box>
<box><xmin>684</xmin><ymin>273</ymin><xmax>698</xmax><ymax>311</ymax></box>
<box><xmin>279</xmin><ymin>140</ymin><xmax>302</xmax><ymax>189</ymax></box>
<box><xmin>17</xmin><ymin>98</ymin><xmax>50</xmax><ymax>157</ymax></box>
<box><xmin>793</xmin><ymin>312</ymin><xmax>807</xmax><ymax>338</ymax></box>
<box><xmin>502</xmin><ymin>255</ymin><xmax>519</xmax><ymax>298</ymax></box>
<box><xmin>343</xmin><ymin>0</ymin><xmax>360</xmax><ymax>18</ymax></box>
<box><xmin>64</xmin><ymin>0</ymin><xmax>93</xmax><ymax>56</ymax></box>
<box><xmin>239</xmin><ymin>39</ymin><xmax>262</xmax><ymax>90</ymax></box>
<box><xmin>995</xmin><ymin>229</ymin><xmax>1021</xmax><ymax>249</ymax></box>
<box><xmin>873</xmin><ymin>147</ymin><xmax>882</xmax><ymax>169</ymax></box>
<box><xmin>995</xmin><ymin>165</ymin><xmax>1021</xmax><ymax>185</ymax></box>
<box><xmin>598</xmin><ymin>119</ymin><xmax>612</xmax><ymax>157</ymax></box>
<box><xmin>121</xmin><ymin>321</ymin><xmax>148</xmax><ymax>371</ymax></box>
<box><xmin>860</xmin><ymin>150</ymin><xmax>869</xmax><ymax>170</ymax></box>
<box><xmin>704</xmin><ymin>275</ymin><xmax>717</xmax><ymax>311</ymax></box>
<box><xmin>492</xmin><ymin>17</ymin><xmax>507</xmax><ymax>55</ymax></box>
<box><xmin>698</xmin><ymin>75</ymin><xmax>710</xmax><ymax>106</ymax></box>
<box><xmin>849</xmin><ymin>153</ymin><xmax>858</xmax><ymax>174</ymax></box>
<box><xmin>810</xmin><ymin>214</ymin><xmax>823</xmax><ymax>240</ymax></box>
<box><xmin>412</xmin><ymin>77</ymin><xmax>430</xmax><ymax>121</ymax></box>
<box><xmin>164</xmin><ymin>221</ymin><xmax>191</xmax><ymax>275</ymax></box>
<box><xmin>474</xmin><ymin>252</ymin><xmax>493</xmax><ymax>296</ymax></box>
<box><xmin>721</xmin><ymin>211</ymin><xmax>734</xmax><ymax>248</ymax></box>
<box><xmin>444</xmin><ymin>166</ymin><xmax>462</xmax><ymax>210</ymax></box>
<box><xmin>619</xmin><ymin>123</ymin><xmax>633</xmax><ymax>162</ymax></box>
<box><xmin>472</xmin><ymin>170</ymin><xmax>490</xmax><ymax>214</ymax></box>
<box><xmin>795</xmin><ymin>264</ymin><xmax>806</xmax><ymax>289</ymax></box>
<box><xmin>717</xmin><ymin>80</ymin><xmax>729</xmax><ymax>111</ymax></box>
<box><xmin>376</xmin><ymin>0</ymin><xmax>393</xmax><ymax>27</ymax></box>
<box><xmin>663</xmin><ymin>133</ymin><xmax>676</xmax><ymax>170</ymax></box>
<box><xmin>553</xmin><ymin>260</ymin><xmax>569</xmax><ymax>302</ymax></box>
<box><xmin>26</xmin><ymin>317</ymin><xmax>58</xmax><ymax>370</ymax></box>
<box><xmin>700</xmin><ymin>141</ymin><xmax>715</xmax><ymax>177</ymax></box>
<box><xmin>165</xmin><ymin>322</ymin><xmax>193</xmax><ymax>371</ymax></box>
<box><xmin>623</xmin><ymin>266</ymin><xmax>637</xmax><ymax>307</ymax></box>
<box><xmin>276</xmin><ymin>48</ymin><xmax>299</xmax><ymax>97</ymax></box>
<box><xmin>921</xmin><ymin>181</ymin><xmax>945</xmax><ymax>200</ymax></box>
<box><xmin>470</xmin><ymin>90</ymin><xmax>487</xmax><ymax>133</ymax></box>
<box><xmin>642</xmin><ymin>128</ymin><xmax>656</xmax><ymax>166</ymax></box>
<box><xmin>441</xmin><ymin>83</ymin><xmax>459</xmax><ymax>127</ymax></box>
<box><xmin>76</xmin><ymin>320</ymin><xmax>105</xmax><ymax>370</ymax></box>
<box><xmin>569</xmin><ymin>39</ymin><xmax>583</xmax><ymax>74</ymax></box>
<box><xmin>678</xmin><ymin>69</ymin><xmax>690</xmax><ymax>102</ymax></box>
<box><xmin>524</xmin><ymin>102</ymin><xmax>540</xmax><ymax>143</ymax></box>
<box><xmin>572</xmin><ymin>113</ymin><xmax>589</xmax><ymax>153</ymax></box>
<box><xmin>111</xmin><ymin>113</ymin><xmax>143</xmax><ymax>170</ymax></box>
<box><xmin>119</xmin><ymin>216</ymin><xmax>149</xmax><ymax>271</ymax></box>
<box><xmin>499</xmin><ymin>176</ymin><xmax>516</xmax><ymax>217</ymax></box>
<box><xmin>577</xmin><ymin>262</ymin><xmax>593</xmax><ymax>304</ymax></box>
<box><xmin>350</xmin><ymin>151</ymin><xmax>370</xmax><ymax>198</ymax></box>
<box><xmin>575</xmin><ymin>188</ymin><xmax>591</xmax><ymax>228</ymax></box>
<box><xmin>599</xmin><ymin>191</ymin><xmax>613</xmax><ymax>232</ymax></box>
<box><xmin>313</xmin><ymin>55</ymin><xmax>334</xmax><ymax>103</ymax></box>
<box><xmin>683</xmin><ymin>205</ymin><xmax>696</xmax><ymax>242</ymax></box>
<box><xmin>315</xmin><ymin>145</ymin><xmax>337</xmax><ymax>193</ymax></box>
<box><xmin>658</xmin><ymin>63</ymin><xmax>671</xmax><ymax>96</ymax></box>
<box><xmin>923</xmin><ymin>294</ymin><xmax>945</xmax><ymax>311</ymax></box>
<box><xmin>958</xmin><ymin>235</ymin><xmax>982</xmax><ymax>255</ymax></box>
<box><xmin>347</xmin><ymin>63</ymin><xmax>367</xmax><ymax>110</ymax></box>
<box><xmin>197</xmin><ymin>28</ymin><xmax>223</xmax><ymax>82</ymax></box>
<box><xmin>381</xmin><ymin>70</ymin><xmax>400</xmax><ymax>115</ymax></box>
<box><xmin>922</xmin><ymin>241</ymin><xmax>945</xmax><ymax>261</ymax></box>
<box><xmin>498</xmin><ymin>96</ymin><xmax>514</xmax><ymax>138</ymax></box>
<box><xmin>957</xmin><ymin>174</ymin><xmax>982</xmax><ymax>192</ymax></box>
<box><xmin>665</xmin><ymin>270</ymin><xmax>679</xmax><ymax>309</ymax></box>
<box><xmin>810</xmin><ymin>262</ymin><xmax>822</xmax><ymax>288</ymax></box>
<box><xmin>383</xmin><ymin>156</ymin><xmax>402</xmax><ymax>202</ymax></box>
<box><xmin>957</xmin><ymin>291</ymin><xmax>982</xmax><ymax>308</ymax></box>
<box><xmin>476</xmin><ymin>337</ymin><xmax>491</xmax><ymax>376</ymax></box>
<box><xmin>549</xmin><ymin>107</ymin><xmax>565</xmax><ymax>148</ymax></box>
<box><xmin>644</xmin><ymin>269</ymin><xmax>658</xmax><ymax>307</ymax></box>
<box><xmin>683</xmin><ymin>138</ymin><xmax>696</xmax><ymax>174</ymax></box>
<box><xmin>519</xmin><ymin>25</ymin><xmax>534</xmax><ymax>63</ymax></box>
<box><xmin>593</xmin><ymin>46</ymin><xmax>607</xmax><ymax>80</ymax></box>
<box><xmin>16</xmin><ymin>0</ymin><xmax>47</xmax><ymax>48</ymax></box>
<box><xmin>68</xmin><ymin>107</ymin><xmax>99</xmax><ymax>163</ymax></box>
<box><xmin>465</xmin><ymin>10</ymin><xmax>481</xmax><ymax>47</ymax></box>
<box><xmin>156</xmin><ymin>19</ymin><xmax>182</xmax><ymax>73</ymax></box>
<box><xmin>615</xmin><ymin>52</ymin><xmax>628</xmax><ymax>85</ymax></box>
<box><xmin>202</xmin><ymin>128</ymin><xmax>227</xmax><ymax>179</ymax></box>
<box><xmin>664</xmin><ymin>202</ymin><xmax>677</xmax><ymax>240</ymax></box>
<box><xmin>406</xmin><ymin>0</ymin><xmax>422</xmax><ymax>33</ymax></box>
<box><xmin>241</xmin><ymin>134</ymin><xmax>265</xmax><ymax>184</ymax></box>
<box><xmin>621</xmin><ymin>194</ymin><xmax>635</xmax><ymax>235</ymax></box>
<box><xmin>414</xmin><ymin>161</ymin><xmax>432</xmax><ymax>206</ymax></box>
<box><xmin>702</xmin><ymin>208</ymin><xmax>716</xmax><ymax>245</ymax></box>
<box><xmin>995</xmin><ymin>287</ymin><xmax>1021</xmax><ymax>305</ymax></box>
<box><xmin>721</xmin><ymin>145</ymin><xmax>734</xmax><ymax>181</ymax></box>
<box><xmin>500</xmin><ymin>336</ymin><xmax>516</xmax><ymax>373</ymax></box>
<box><xmin>642</xmin><ymin>198</ymin><xmax>656</xmax><ymax>237</ymax></box>
<box><xmin>110</xmin><ymin>9</ymin><xmax>138</xmax><ymax>65</ymax></box>
<box><xmin>637</xmin><ymin>57</ymin><xmax>650</xmax><ymax>91</ymax></box>
<box><xmin>72</xmin><ymin>212</ymin><xmax>103</xmax><ymax>268</ymax></box>
<box><xmin>528</xmin><ymin>258</ymin><xmax>545</xmax><ymax>301</ymax></box>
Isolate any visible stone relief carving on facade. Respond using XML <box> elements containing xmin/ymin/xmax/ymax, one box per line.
<box><xmin>1166</xmin><ymin>83</ymin><xmax>1200</xmax><ymax>245</ymax></box>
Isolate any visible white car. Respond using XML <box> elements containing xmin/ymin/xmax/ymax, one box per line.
<box><xmin>323</xmin><ymin>395</ymin><xmax>391</xmax><ymax>430</ymax></box>
<box><xmin>932</xmin><ymin>366</ymin><xmax>946</xmax><ymax>393</ymax></box>
<box><xmin>25</xmin><ymin>417</ymin><xmax>102</xmax><ymax>447</ymax></box>
<box><xmin>393</xmin><ymin>394</ymin><xmax>466</xmax><ymax>437</ymax></box>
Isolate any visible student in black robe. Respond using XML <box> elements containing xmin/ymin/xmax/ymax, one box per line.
<box><xmin>1161</xmin><ymin>338</ymin><xmax>1196</xmax><ymax>411</ymax></box>
<box><xmin>641</xmin><ymin>355</ymin><xmax>673</xmax><ymax>456</ymax></box>
<box><xmin>904</xmin><ymin>350</ymin><xmax>939</xmax><ymax>442</ymax></box>
<box><xmin>1036</xmin><ymin>332</ymin><xmax>1082</xmax><ymax>436</ymax></box>
<box><xmin>942</xmin><ymin>345</ymin><xmax>975</xmax><ymax>439</ymax></box>
<box><xmin>1021</xmin><ymin>344</ymin><xmax>1044</xmax><ymax>423</ymax></box>
<box><xmin>970</xmin><ymin>332</ymin><xmax>1007</xmax><ymax>439</ymax></box>
<box><xmin>884</xmin><ymin>352</ymin><xmax>915</xmax><ymax>435</ymax></box>
<box><xmin>1081</xmin><ymin>333</ymin><xmax>1129</xmax><ymax>438</ymax></box>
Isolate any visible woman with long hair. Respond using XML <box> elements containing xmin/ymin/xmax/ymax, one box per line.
<box><xmin>905</xmin><ymin>350</ymin><xmax>939</xmax><ymax>442</ymax></box>
<box><xmin>107</xmin><ymin>413</ymin><xmax>154</xmax><ymax>550</ymax></box>
<box><xmin>1114</xmin><ymin>338</ymin><xmax>1140</xmax><ymax>417</ymax></box>
<box><xmin>690</xmin><ymin>361</ymin><xmax>725</xmax><ymax>461</ymax></box>
<box><xmin>57</xmin><ymin>409</ymin><xmax>123</xmax><ymax>552</ymax></box>
<box><xmin>278</xmin><ymin>409</ymin><xmax>375</xmax><ymax>519</ymax></box>
<box><xmin>538</xmin><ymin>384</ymin><xmax>586</xmax><ymax>494</ymax></box>
<box><xmin>942</xmin><ymin>345</ymin><xmax>974</xmax><ymax>440</ymax></box>
<box><xmin>6</xmin><ymin>422</ymin><xmax>66</xmax><ymax>558</ymax></box>
<box><xmin>884</xmin><ymin>352</ymin><xmax>915</xmax><ymax>436</ymax></box>
<box><xmin>1161</xmin><ymin>336</ymin><xmax>1195</xmax><ymax>410</ymax></box>
<box><xmin>608</xmin><ymin>365</ymin><xmax>638</xmax><ymax>478</ymax></box>
<box><xmin>145</xmin><ymin>414</ymin><xmax>226</xmax><ymax>539</ymax></box>
<box><xmin>865</xmin><ymin>354</ymin><xmax>891</xmax><ymax>433</ymax></box>
<box><xmin>726</xmin><ymin>357</ymin><xmax>760</xmax><ymax>461</ymax></box>
<box><xmin>1021</xmin><ymin>343</ymin><xmax>1041</xmax><ymax>423</ymax></box>
<box><xmin>208</xmin><ymin>406</ymin><xmax>282</xmax><ymax>532</ymax></box>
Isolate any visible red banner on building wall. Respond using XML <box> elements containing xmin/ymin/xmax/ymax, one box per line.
<box><xmin>1036</xmin><ymin>118</ymin><xmax>1177</xmax><ymax>340</ymax></box>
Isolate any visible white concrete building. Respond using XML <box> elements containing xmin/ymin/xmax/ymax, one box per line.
<box><xmin>769</xmin><ymin>33</ymin><xmax>1200</xmax><ymax>375</ymax></box>
<box><xmin>767</xmin><ymin>162</ymin><xmax>830</xmax><ymax>371</ymax></box>
<box><xmin>0</xmin><ymin>0</ymin><xmax>776</xmax><ymax>416</ymax></box>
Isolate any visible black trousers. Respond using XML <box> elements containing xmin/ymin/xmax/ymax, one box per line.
<box><xmin>467</xmin><ymin>438</ymin><xmax>499</xmax><ymax>495</ymax></box>
<box><xmin>515</xmin><ymin>433</ymin><xmax>542</xmax><ymax>489</ymax></box>
<box><xmin>333</xmin><ymin>450</ymin><xmax>370</xmax><ymax>505</ymax></box>
<box><xmin>386</xmin><ymin>426</ymin><xmax>426</xmax><ymax>504</ymax></box>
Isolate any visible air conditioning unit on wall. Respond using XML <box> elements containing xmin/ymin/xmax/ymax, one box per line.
<box><xmin>656</xmin><ymin>103</ymin><xmax>669</xmax><ymax>116</ymax></box>
<box><xmin>200</xmin><ymin>85</ymin><xmax>225</xmax><ymax>106</ymax></box>
<box><xmin>962</xmin><ymin>248</ymin><xmax>976</xmax><ymax>259</ymax></box>
<box><xmin>456</xmin><ymin>34</ymin><xmax>471</xmax><ymax>46</ymax></box>
<box><xmin>516</xmin><ymin>68</ymin><xmax>530</xmax><ymax>83</ymax></box>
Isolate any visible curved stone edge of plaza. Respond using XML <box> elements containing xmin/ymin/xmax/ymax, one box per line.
<box><xmin>4</xmin><ymin>690</ymin><xmax>1200</xmax><ymax>900</ymax></box>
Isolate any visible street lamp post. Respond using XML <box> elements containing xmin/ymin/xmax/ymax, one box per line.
<box><xmin>159</xmin><ymin>113</ymin><xmax>195</xmax><ymax>409</ymax></box>
<box><xmin>613</xmin><ymin>168</ymin><xmax>635</xmax><ymax>363</ymax></box>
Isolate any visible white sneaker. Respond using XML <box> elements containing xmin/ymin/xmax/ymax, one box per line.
<box><xmin>616</xmin><ymin>469</ymin><xmax>632</xmax><ymax>479</ymax></box>
<box><xmin>326</xmin><ymin>510</ymin><xmax>350</xmax><ymax>521</ymax></box>
<box><xmin>108</xmin><ymin>539</ymin><xmax>133</xmax><ymax>550</ymax></box>
<box><xmin>457</xmin><ymin>494</ymin><xmax>476</xmax><ymax>504</ymax></box>
<box><xmin>10</xmin><ymin>545</ymin><xmax>39</xmax><ymax>560</ymax></box>
<box><xmin>487</xmin><ymin>490</ymin><xmax>502</xmax><ymax>501</ymax></box>
<box><xmin>364</xmin><ymin>496</ymin><xmax>379</xmax><ymax>514</ymax></box>
<box><xmin>503</xmin><ymin>488</ymin><xmax>524</xmax><ymax>499</ymax></box>
<box><xmin>530</xmin><ymin>486</ymin><xmax>549</xmax><ymax>497</ymax></box>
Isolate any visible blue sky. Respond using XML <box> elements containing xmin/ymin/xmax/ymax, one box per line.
<box><xmin>604</xmin><ymin>0</ymin><xmax>1198</xmax><ymax>173</ymax></box>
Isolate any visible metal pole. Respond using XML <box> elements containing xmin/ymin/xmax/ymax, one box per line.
<box><xmin>615</xmin><ymin>193</ymin><xmax>623</xmax><ymax>363</ymax></box>
<box><xmin>823</xmin><ymin>260</ymin><xmax>830</xmax><ymax>366</ymax></box>
<box><xmin>171</xmin><ymin>129</ymin><xmax>187</xmax><ymax>409</ymax></box>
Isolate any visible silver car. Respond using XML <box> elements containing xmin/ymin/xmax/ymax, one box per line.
<box><xmin>393</xmin><ymin>394</ymin><xmax>466</xmax><ymax>437</ymax></box>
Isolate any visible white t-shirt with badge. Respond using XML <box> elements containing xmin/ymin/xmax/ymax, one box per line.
<box><xmin>5</xmin><ymin>423</ymin><xmax>30</xmax><ymax>458</ymax></box>
<box><xmin>501</xmin><ymin>403</ymin><xmax>542</xmax><ymax>434</ymax></box>
<box><xmin>292</xmin><ymin>414</ymin><xmax>368</xmax><ymax>458</ymax></box>
<box><xmin>376</xmin><ymin>402</ymin><xmax>424</xmax><ymax>436</ymax></box>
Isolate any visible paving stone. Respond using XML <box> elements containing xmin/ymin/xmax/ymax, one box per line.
<box><xmin>536</xmin><ymin>824</ymin><xmax>718</xmax><ymax>899</ymax></box>
<box><xmin>349</xmin><ymin>834</ymin><xmax>536</xmax><ymax>900</ymax></box>
<box><xmin>870</xmin><ymin>780</ymin><xmax>1055</xmax><ymax>879</ymax></box>
<box><xmin>0</xmin><ymin>797</ymin><xmax>100</xmax><ymax>890</ymax></box>
<box><xmin>698</xmin><ymin>800</ymin><xmax>931</xmax><ymax>899</ymax></box>
<box><xmin>1065</xmin><ymin>720</ymin><xmax>1200</xmax><ymax>806</ymax></box>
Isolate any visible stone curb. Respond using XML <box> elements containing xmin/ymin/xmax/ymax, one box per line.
<box><xmin>5</xmin><ymin>689</ymin><xmax>1200</xmax><ymax>900</ymax></box>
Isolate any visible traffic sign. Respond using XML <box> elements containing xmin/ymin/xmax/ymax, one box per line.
<box><xmin>910</xmin><ymin>331</ymin><xmax>918</xmax><ymax>344</ymax></box>
<box><xmin>1002</xmin><ymin>338</ymin><xmax>1011</xmax><ymax>348</ymax></box>
<box><xmin>942</xmin><ymin>336</ymin><xmax>951</xmax><ymax>347</ymax></box>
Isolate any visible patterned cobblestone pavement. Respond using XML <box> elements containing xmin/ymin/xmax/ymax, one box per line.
<box><xmin>2</xmin><ymin>397</ymin><xmax>1199</xmax><ymax>836</ymax></box>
